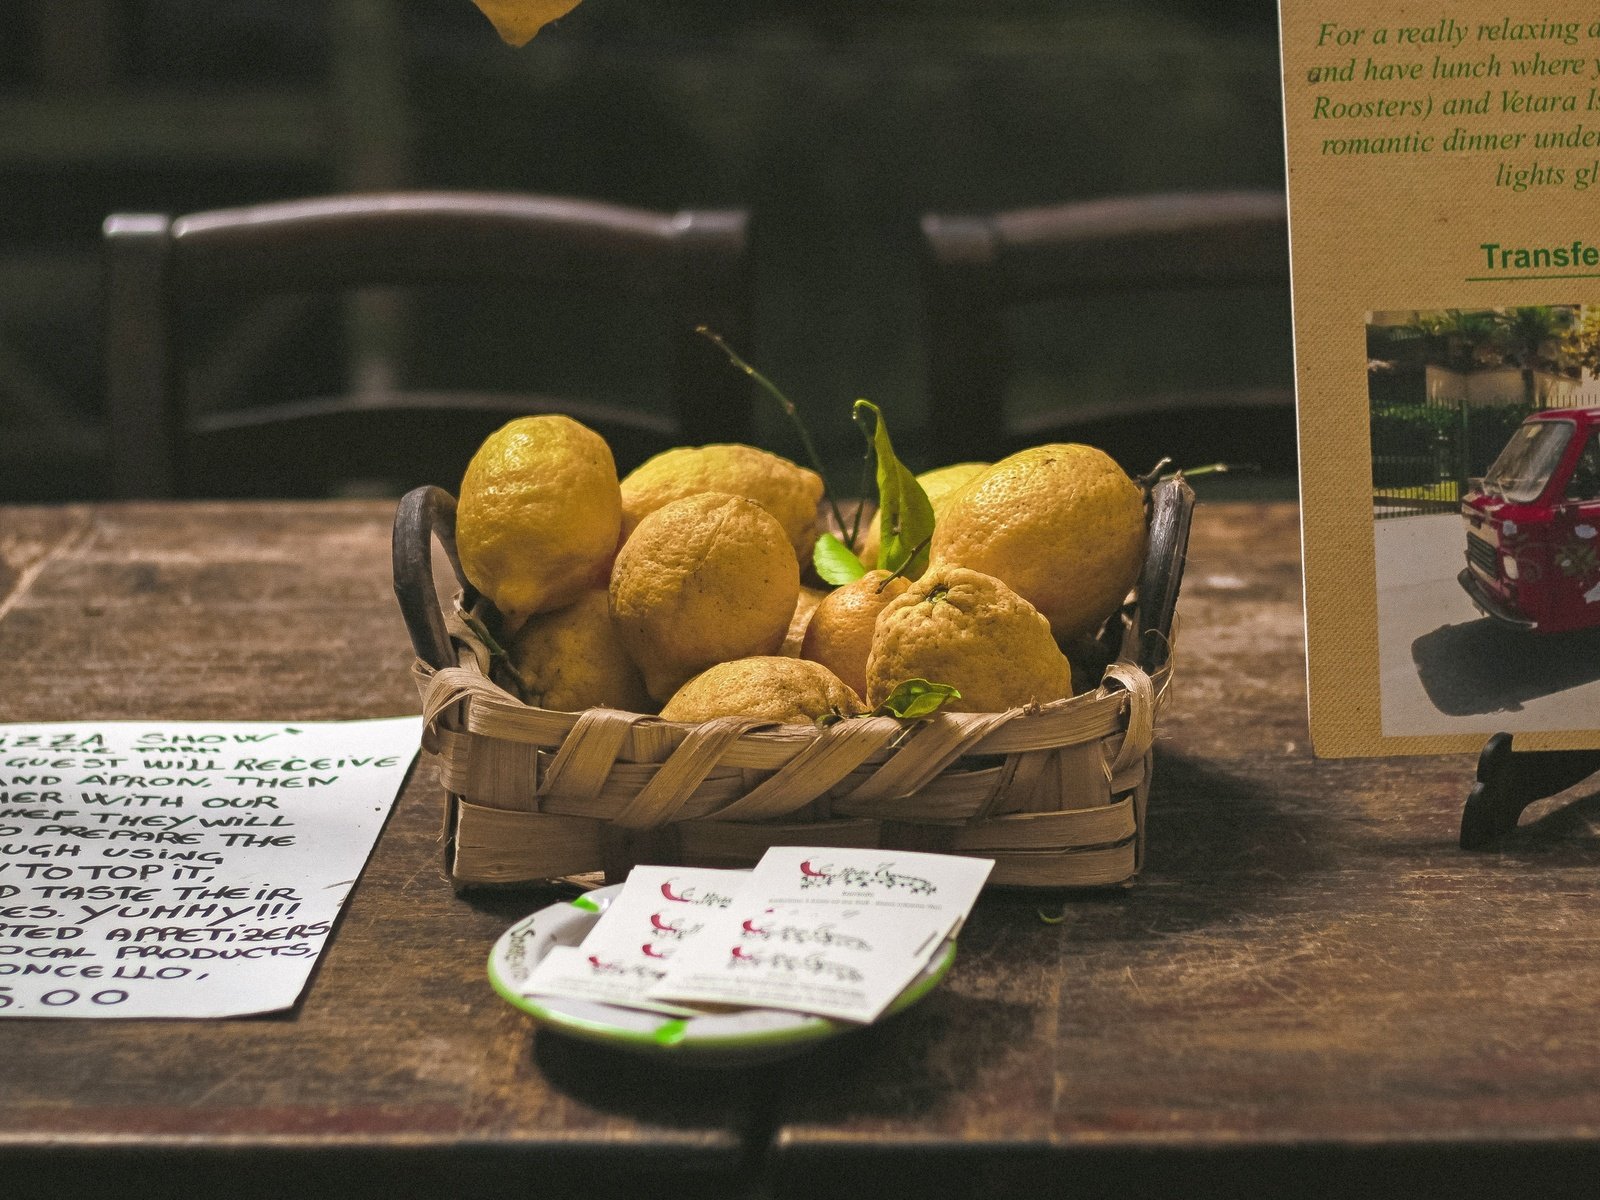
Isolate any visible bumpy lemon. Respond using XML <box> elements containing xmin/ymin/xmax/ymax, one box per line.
<box><xmin>866</xmin><ymin>567</ymin><xmax>1074</xmax><ymax>713</ymax></box>
<box><xmin>661</xmin><ymin>657</ymin><xmax>865</xmax><ymax>724</ymax></box>
<box><xmin>930</xmin><ymin>445</ymin><xmax>1144</xmax><ymax>642</ymax></box>
<box><xmin>801</xmin><ymin>570</ymin><xmax>910</xmax><ymax>699</ymax></box>
<box><xmin>781</xmin><ymin>586</ymin><xmax>830</xmax><ymax>657</ymax></box>
<box><xmin>456</xmin><ymin>415</ymin><xmax>621</xmax><ymax>631</ymax></box>
<box><xmin>609</xmin><ymin>492</ymin><xmax>799</xmax><ymax>702</ymax></box>
<box><xmin>508</xmin><ymin>589</ymin><xmax>652</xmax><ymax>713</ymax></box>
<box><xmin>619</xmin><ymin>444</ymin><xmax>823</xmax><ymax>562</ymax></box>
<box><xmin>858</xmin><ymin>461</ymin><xmax>989</xmax><ymax>567</ymax></box>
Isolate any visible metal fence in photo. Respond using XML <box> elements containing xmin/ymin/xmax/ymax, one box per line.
<box><xmin>1368</xmin><ymin>307</ymin><xmax>1600</xmax><ymax>519</ymax></box>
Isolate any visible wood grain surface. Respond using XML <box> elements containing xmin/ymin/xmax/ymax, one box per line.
<box><xmin>0</xmin><ymin>502</ymin><xmax>757</xmax><ymax>1200</ymax></box>
<box><xmin>768</xmin><ymin>502</ymin><xmax>1600</xmax><ymax>1198</ymax></box>
<box><xmin>3</xmin><ymin>500</ymin><xmax>1595</xmax><ymax>1199</ymax></box>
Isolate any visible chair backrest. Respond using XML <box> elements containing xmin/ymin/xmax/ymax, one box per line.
<box><xmin>104</xmin><ymin>192</ymin><xmax>751</xmax><ymax>498</ymax></box>
<box><xmin>920</xmin><ymin>190</ymin><xmax>1293</xmax><ymax>473</ymax></box>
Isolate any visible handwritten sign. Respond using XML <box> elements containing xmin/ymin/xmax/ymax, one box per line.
<box><xmin>0</xmin><ymin>718</ymin><xmax>418</xmax><ymax>1018</ymax></box>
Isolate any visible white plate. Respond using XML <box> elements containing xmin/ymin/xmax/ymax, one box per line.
<box><xmin>488</xmin><ymin>882</ymin><xmax>957</xmax><ymax>1064</ymax></box>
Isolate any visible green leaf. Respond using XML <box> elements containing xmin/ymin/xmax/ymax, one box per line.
<box><xmin>853</xmin><ymin>400</ymin><xmax>935</xmax><ymax>577</ymax></box>
<box><xmin>813</xmin><ymin>532</ymin><xmax>868</xmax><ymax>585</ymax></box>
<box><xmin>874</xmin><ymin>678</ymin><xmax>961</xmax><ymax>720</ymax></box>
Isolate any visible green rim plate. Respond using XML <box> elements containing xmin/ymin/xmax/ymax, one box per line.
<box><xmin>488</xmin><ymin>882</ymin><xmax>957</xmax><ymax>1064</ymax></box>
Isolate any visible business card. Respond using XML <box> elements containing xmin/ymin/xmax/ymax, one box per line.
<box><xmin>518</xmin><ymin>866</ymin><xmax>748</xmax><ymax>1016</ymax></box>
<box><xmin>518</xmin><ymin>944</ymin><xmax>701</xmax><ymax>1017</ymax></box>
<box><xmin>646</xmin><ymin>847</ymin><xmax>992</xmax><ymax>1023</ymax></box>
<box><xmin>574</xmin><ymin>865</ymin><xmax>748</xmax><ymax>965</ymax></box>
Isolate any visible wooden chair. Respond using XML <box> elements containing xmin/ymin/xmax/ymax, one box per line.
<box><xmin>920</xmin><ymin>190</ymin><xmax>1294</xmax><ymax>473</ymax></box>
<box><xmin>103</xmin><ymin>192</ymin><xmax>751</xmax><ymax>498</ymax></box>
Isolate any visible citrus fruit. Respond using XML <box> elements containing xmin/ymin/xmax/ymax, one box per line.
<box><xmin>858</xmin><ymin>461</ymin><xmax>988</xmax><ymax>567</ymax></box>
<box><xmin>508</xmin><ymin>589</ymin><xmax>652</xmax><ymax>713</ymax></box>
<box><xmin>661</xmin><ymin>657</ymin><xmax>865</xmax><ymax>724</ymax></box>
<box><xmin>456</xmin><ymin>415</ymin><xmax>621</xmax><ymax>631</ymax></box>
<box><xmin>471</xmin><ymin>0</ymin><xmax>583</xmax><ymax>46</ymax></box>
<box><xmin>930</xmin><ymin>444</ymin><xmax>1144</xmax><ymax>642</ymax></box>
<box><xmin>782</xmin><ymin>586</ymin><xmax>830</xmax><ymax>656</ymax></box>
<box><xmin>801</xmin><ymin>570</ymin><xmax>910</xmax><ymax>698</ymax></box>
<box><xmin>619</xmin><ymin>444</ymin><xmax>823</xmax><ymax>562</ymax></box>
<box><xmin>866</xmin><ymin>566</ymin><xmax>1075</xmax><ymax>713</ymax></box>
<box><xmin>609</xmin><ymin>492</ymin><xmax>800</xmax><ymax>702</ymax></box>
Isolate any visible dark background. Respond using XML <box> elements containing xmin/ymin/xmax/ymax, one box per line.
<box><xmin>0</xmin><ymin>0</ymin><xmax>1293</xmax><ymax>501</ymax></box>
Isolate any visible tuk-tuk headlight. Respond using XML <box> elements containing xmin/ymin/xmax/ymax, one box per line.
<box><xmin>1502</xmin><ymin>554</ymin><xmax>1519</xmax><ymax>580</ymax></box>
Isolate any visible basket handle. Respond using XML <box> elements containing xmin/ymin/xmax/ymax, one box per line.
<box><xmin>1137</xmin><ymin>476</ymin><xmax>1195</xmax><ymax>675</ymax></box>
<box><xmin>392</xmin><ymin>486</ymin><xmax>473</xmax><ymax>671</ymax></box>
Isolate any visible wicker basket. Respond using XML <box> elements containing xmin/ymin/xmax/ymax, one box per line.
<box><xmin>393</xmin><ymin>477</ymin><xmax>1194</xmax><ymax>890</ymax></box>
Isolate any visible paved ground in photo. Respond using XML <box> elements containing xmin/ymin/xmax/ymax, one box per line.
<box><xmin>1374</xmin><ymin>513</ymin><xmax>1600</xmax><ymax>737</ymax></box>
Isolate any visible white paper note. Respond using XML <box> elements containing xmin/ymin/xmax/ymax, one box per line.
<box><xmin>519</xmin><ymin>945</ymin><xmax>701</xmax><ymax>1018</ymax></box>
<box><xmin>519</xmin><ymin>866</ymin><xmax>749</xmax><ymax>1016</ymax></box>
<box><xmin>737</xmin><ymin>846</ymin><xmax>994</xmax><ymax>943</ymax></box>
<box><xmin>0</xmin><ymin>717</ymin><xmax>418</xmax><ymax>1018</ymax></box>
<box><xmin>648</xmin><ymin>847</ymin><xmax>993</xmax><ymax>1023</ymax></box>
<box><xmin>576</xmin><ymin>865</ymin><xmax>748</xmax><ymax>963</ymax></box>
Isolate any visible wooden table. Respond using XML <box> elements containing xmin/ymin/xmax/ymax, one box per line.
<box><xmin>3</xmin><ymin>500</ymin><xmax>1598</xmax><ymax>1198</ymax></box>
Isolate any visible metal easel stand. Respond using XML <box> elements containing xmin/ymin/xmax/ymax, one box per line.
<box><xmin>1460</xmin><ymin>733</ymin><xmax>1600</xmax><ymax>849</ymax></box>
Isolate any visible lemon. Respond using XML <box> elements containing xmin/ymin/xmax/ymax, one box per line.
<box><xmin>661</xmin><ymin>656</ymin><xmax>865</xmax><ymax>724</ymax></box>
<box><xmin>609</xmin><ymin>492</ymin><xmax>800</xmax><ymax>702</ymax></box>
<box><xmin>858</xmin><ymin>461</ymin><xmax>988</xmax><ymax>567</ymax></box>
<box><xmin>781</xmin><ymin>586</ymin><xmax>830</xmax><ymax>657</ymax></box>
<box><xmin>801</xmin><ymin>570</ymin><xmax>910</xmax><ymax>698</ymax></box>
<box><xmin>866</xmin><ymin>566</ymin><xmax>1075</xmax><ymax>713</ymax></box>
<box><xmin>508</xmin><ymin>589</ymin><xmax>652</xmax><ymax>713</ymax></box>
<box><xmin>930</xmin><ymin>444</ymin><xmax>1144</xmax><ymax>643</ymax></box>
<box><xmin>456</xmin><ymin>415</ymin><xmax>621</xmax><ymax>631</ymax></box>
<box><xmin>619</xmin><ymin>444</ymin><xmax>823</xmax><ymax>562</ymax></box>
<box><xmin>471</xmin><ymin>0</ymin><xmax>582</xmax><ymax>46</ymax></box>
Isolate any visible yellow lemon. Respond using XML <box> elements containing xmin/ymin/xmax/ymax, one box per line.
<box><xmin>930</xmin><ymin>444</ymin><xmax>1144</xmax><ymax>643</ymax></box>
<box><xmin>508</xmin><ymin>589</ymin><xmax>652</xmax><ymax>713</ymax></box>
<box><xmin>619</xmin><ymin>444</ymin><xmax>823</xmax><ymax>562</ymax></box>
<box><xmin>609</xmin><ymin>492</ymin><xmax>799</xmax><ymax>702</ymax></box>
<box><xmin>858</xmin><ymin>461</ymin><xmax>988</xmax><ymax>567</ymax></box>
<box><xmin>800</xmin><ymin>570</ymin><xmax>910</xmax><ymax>699</ymax></box>
<box><xmin>661</xmin><ymin>656</ymin><xmax>865</xmax><ymax>724</ymax></box>
<box><xmin>456</xmin><ymin>415</ymin><xmax>621</xmax><ymax>631</ymax></box>
<box><xmin>470</xmin><ymin>0</ymin><xmax>582</xmax><ymax>46</ymax></box>
<box><xmin>781</xmin><ymin>586</ymin><xmax>830</xmax><ymax>657</ymax></box>
<box><xmin>866</xmin><ymin>567</ymin><xmax>1074</xmax><ymax>713</ymax></box>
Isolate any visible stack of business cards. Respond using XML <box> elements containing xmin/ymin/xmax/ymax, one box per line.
<box><xmin>519</xmin><ymin>847</ymin><xmax>993</xmax><ymax>1025</ymax></box>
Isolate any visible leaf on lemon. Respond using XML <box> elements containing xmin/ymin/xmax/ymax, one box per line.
<box><xmin>813</xmin><ymin>532</ymin><xmax>868</xmax><ymax>586</ymax></box>
<box><xmin>853</xmin><ymin>400</ymin><xmax>934</xmax><ymax>577</ymax></box>
<box><xmin>470</xmin><ymin>0</ymin><xmax>583</xmax><ymax>46</ymax></box>
<box><xmin>874</xmin><ymin>678</ymin><xmax>961</xmax><ymax>720</ymax></box>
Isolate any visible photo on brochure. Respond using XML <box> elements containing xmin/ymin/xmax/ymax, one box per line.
<box><xmin>1366</xmin><ymin>305</ymin><xmax>1600</xmax><ymax>739</ymax></box>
